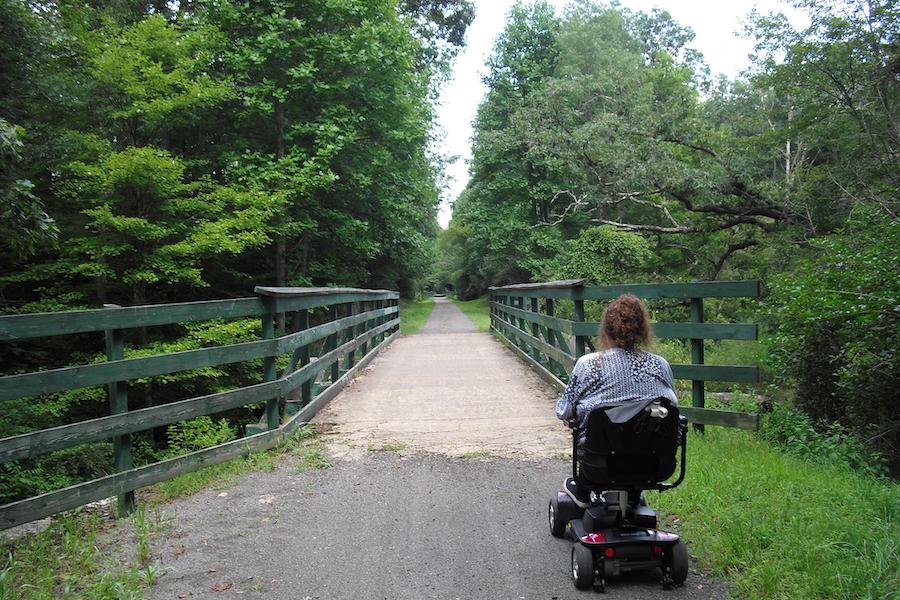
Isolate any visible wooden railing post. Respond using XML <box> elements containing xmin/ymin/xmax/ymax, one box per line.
<box><xmin>103</xmin><ymin>304</ymin><xmax>135</xmax><ymax>517</ymax></box>
<box><xmin>573</xmin><ymin>289</ymin><xmax>586</xmax><ymax>359</ymax></box>
<box><xmin>690</xmin><ymin>297</ymin><xmax>705</xmax><ymax>433</ymax></box>
<box><xmin>359</xmin><ymin>300</ymin><xmax>370</xmax><ymax>357</ymax></box>
<box><xmin>344</xmin><ymin>303</ymin><xmax>355</xmax><ymax>370</ymax></box>
<box><xmin>296</xmin><ymin>309</ymin><xmax>311</xmax><ymax>406</ymax></box>
<box><xmin>328</xmin><ymin>305</ymin><xmax>340</xmax><ymax>382</ymax></box>
<box><xmin>261</xmin><ymin>308</ymin><xmax>279</xmax><ymax>431</ymax></box>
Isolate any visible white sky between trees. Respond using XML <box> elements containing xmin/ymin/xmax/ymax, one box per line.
<box><xmin>433</xmin><ymin>0</ymin><xmax>807</xmax><ymax>228</ymax></box>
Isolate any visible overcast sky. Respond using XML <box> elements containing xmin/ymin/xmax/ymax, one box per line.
<box><xmin>433</xmin><ymin>0</ymin><xmax>806</xmax><ymax>228</ymax></box>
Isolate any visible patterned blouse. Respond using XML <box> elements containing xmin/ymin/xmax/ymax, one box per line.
<box><xmin>555</xmin><ymin>347</ymin><xmax>677</xmax><ymax>433</ymax></box>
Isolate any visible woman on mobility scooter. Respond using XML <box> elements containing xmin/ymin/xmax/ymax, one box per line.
<box><xmin>550</xmin><ymin>294</ymin><xmax>690</xmax><ymax>592</ymax></box>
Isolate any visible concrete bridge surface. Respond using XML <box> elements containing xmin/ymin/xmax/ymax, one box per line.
<box><xmin>149</xmin><ymin>298</ymin><xmax>727</xmax><ymax>599</ymax></box>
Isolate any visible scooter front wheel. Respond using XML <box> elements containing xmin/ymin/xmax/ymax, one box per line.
<box><xmin>571</xmin><ymin>543</ymin><xmax>594</xmax><ymax>589</ymax></box>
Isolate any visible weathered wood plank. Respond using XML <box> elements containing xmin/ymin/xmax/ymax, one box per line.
<box><xmin>0</xmin><ymin>338</ymin><xmax>278</xmax><ymax>402</ymax></box>
<box><xmin>0</xmin><ymin>429</ymin><xmax>282</xmax><ymax>531</ymax></box>
<box><xmin>0</xmin><ymin>306</ymin><xmax>399</xmax><ymax>403</ymax></box>
<box><xmin>0</xmin><ymin>298</ymin><xmax>265</xmax><ymax>341</ymax></box>
<box><xmin>670</xmin><ymin>364</ymin><xmax>759</xmax><ymax>383</ymax></box>
<box><xmin>282</xmin><ymin>330</ymin><xmax>400</xmax><ymax>437</ymax></box>
<box><xmin>570</xmin><ymin>321</ymin><xmax>758</xmax><ymax>340</ymax></box>
<box><xmin>582</xmin><ymin>280</ymin><xmax>760</xmax><ymax>300</ymax></box>
<box><xmin>489</xmin><ymin>279</ymin><xmax>585</xmax><ymax>291</ymax></box>
<box><xmin>492</xmin><ymin>319</ymin><xmax>576</xmax><ymax>370</ymax></box>
<box><xmin>490</xmin><ymin>280</ymin><xmax>760</xmax><ymax>301</ymax></box>
<box><xmin>490</xmin><ymin>301</ymin><xmax>575</xmax><ymax>334</ymax></box>
<box><xmin>491</xmin><ymin>324</ymin><xmax>566</xmax><ymax>392</ymax></box>
<box><xmin>677</xmin><ymin>406</ymin><xmax>759</xmax><ymax>430</ymax></box>
<box><xmin>0</xmin><ymin>381</ymin><xmax>282</xmax><ymax>463</ymax></box>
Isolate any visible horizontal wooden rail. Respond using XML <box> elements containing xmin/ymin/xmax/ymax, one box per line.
<box><xmin>492</xmin><ymin>317</ymin><xmax>576</xmax><ymax>369</ymax></box>
<box><xmin>670</xmin><ymin>364</ymin><xmax>759</xmax><ymax>383</ymax></box>
<box><xmin>490</xmin><ymin>279</ymin><xmax>761</xmax><ymax>431</ymax></box>
<box><xmin>492</xmin><ymin>302</ymin><xmax>758</xmax><ymax>341</ymax></box>
<box><xmin>0</xmin><ymin>306</ymin><xmax>398</xmax><ymax>402</ymax></box>
<box><xmin>491</xmin><ymin>279</ymin><xmax>760</xmax><ymax>300</ymax></box>
<box><xmin>571</xmin><ymin>321</ymin><xmax>758</xmax><ymax>340</ymax></box>
<box><xmin>0</xmin><ymin>288</ymin><xmax>398</xmax><ymax>342</ymax></box>
<box><xmin>0</xmin><ymin>316</ymin><xmax>399</xmax><ymax>464</ymax></box>
<box><xmin>0</xmin><ymin>325</ymin><xmax>400</xmax><ymax>530</ymax></box>
<box><xmin>491</xmin><ymin>301</ymin><xmax>575</xmax><ymax>334</ymax></box>
<box><xmin>0</xmin><ymin>286</ymin><xmax>401</xmax><ymax>530</ymax></box>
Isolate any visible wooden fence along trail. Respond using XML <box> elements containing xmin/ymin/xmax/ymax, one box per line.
<box><xmin>0</xmin><ymin>279</ymin><xmax>760</xmax><ymax>533</ymax></box>
<box><xmin>489</xmin><ymin>279</ymin><xmax>761</xmax><ymax>431</ymax></box>
<box><xmin>0</xmin><ymin>287</ymin><xmax>400</xmax><ymax>530</ymax></box>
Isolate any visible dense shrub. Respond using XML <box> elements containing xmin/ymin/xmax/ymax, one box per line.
<box><xmin>767</xmin><ymin>207</ymin><xmax>899</xmax><ymax>476</ymax></box>
<box><xmin>759</xmin><ymin>402</ymin><xmax>887</xmax><ymax>479</ymax></box>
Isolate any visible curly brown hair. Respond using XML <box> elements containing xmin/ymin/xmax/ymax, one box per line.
<box><xmin>599</xmin><ymin>294</ymin><xmax>653</xmax><ymax>350</ymax></box>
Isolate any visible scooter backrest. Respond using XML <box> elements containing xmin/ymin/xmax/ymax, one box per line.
<box><xmin>580</xmin><ymin>398</ymin><xmax>680</xmax><ymax>487</ymax></box>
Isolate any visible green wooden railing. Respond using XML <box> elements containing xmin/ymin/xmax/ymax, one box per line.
<box><xmin>489</xmin><ymin>279</ymin><xmax>761</xmax><ymax>431</ymax></box>
<box><xmin>0</xmin><ymin>286</ymin><xmax>400</xmax><ymax>531</ymax></box>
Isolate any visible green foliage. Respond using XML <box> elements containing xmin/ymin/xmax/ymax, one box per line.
<box><xmin>0</xmin><ymin>119</ymin><xmax>57</xmax><ymax>258</ymax></box>
<box><xmin>545</xmin><ymin>226</ymin><xmax>651</xmax><ymax>283</ymax></box>
<box><xmin>165</xmin><ymin>416</ymin><xmax>237</xmax><ymax>456</ymax></box>
<box><xmin>767</xmin><ymin>207</ymin><xmax>899</xmax><ymax>475</ymax></box>
<box><xmin>759</xmin><ymin>402</ymin><xmax>887</xmax><ymax>479</ymax></box>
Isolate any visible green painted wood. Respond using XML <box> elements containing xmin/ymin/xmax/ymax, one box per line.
<box><xmin>265</xmin><ymin>292</ymin><xmax>399</xmax><ymax>314</ymax></box>
<box><xmin>570</xmin><ymin>321</ymin><xmax>757</xmax><ymax>340</ymax></box>
<box><xmin>0</xmin><ymin>429</ymin><xmax>282</xmax><ymax>531</ymax></box>
<box><xmin>574</xmin><ymin>298</ymin><xmax>586</xmax><ymax>357</ymax></box>
<box><xmin>262</xmin><ymin>313</ymin><xmax>279</xmax><ymax>431</ymax></box>
<box><xmin>690</xmin><ymin>298</ymin><xmax>705</xmax><ymax>433</ymax></box>
<box><xmin>281</xmin><ymin>319</ymin><xmax>398</xmax><ymax>395</ymax></box>
<box><xmin>0</xmin><ymin>381</ymin><xmax>281</xmax><ymax>463</ymax></box>
<box><xmin>678</xmin><ymin>406</ymin><xmax>759</xmax><ymax>430</ymax></box>
<box><xmin>489</xmin><ymin>280</ymin><xmax>760</xmax><ymax>301</ymax></box>
<box><xmin>492</xmin><ymin>319</ymin><xmax>576</xmax><ymax>370</ymax></box>
<box><xmin>582</xmin><ymin>280</ymin><xmax>761</xmax><ymax>300</ymax></box>
<box><xmin>491</xmin><ymin>324</ymin><xmax>566</xmax><ymax>392</ymax></box>
<box><xmin>490</xmin><ymin>301</ymin><xmax>575</xmax><ymax>334</ymax></box>
<box><xmin>0</xmin><ymin>338</ymin><xmax>278</xmax><ymax>402</ymax></box>
<box><xmin>0</xmin><ymin>305</ymin><xmax>399</xmax><ymax>403</ymax></box>
<box><xmin>0</xmin><ymin>298</ymin><xmax>265</xmax><ymax>341</ymax></box>
<box><xmin>670</xmin><ymin>364</ymin><xmax>759</xmax><ymax>383</ymax></box>
<box><xmin>103</xmin><ymin>310</ymin><xmax>134</xmax><ymax>517</ymax></box>
<box><xmin>328</xmin><ymin>306</ymin><xmax>339</xmax><ymax>382</ymax></box>
<box><xmin>282</xmin><ymin>330</ymin><xmax>400</xmax><ymax>437</ymax></box>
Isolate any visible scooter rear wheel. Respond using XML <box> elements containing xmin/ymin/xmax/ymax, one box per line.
<box><xmin>549</xmin><ymin>498</ymin><xmax>567</xmax><ymax>538</ymax></box>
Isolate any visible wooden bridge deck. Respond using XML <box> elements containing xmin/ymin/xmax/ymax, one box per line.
<box><xmin>314</xmin><ymin>297</ymin><xmax>568</xmax><ymax>459</ymax></box>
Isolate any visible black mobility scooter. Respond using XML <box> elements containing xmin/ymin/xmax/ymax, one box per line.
<box><xmin>548</xmin><ymin>397</ymin><xmax>689</xmax><ymax>592</ymax></box>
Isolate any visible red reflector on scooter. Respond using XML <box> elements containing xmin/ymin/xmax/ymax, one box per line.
<box><xmin>604</xmin><ymin>547</ymin><xmax>616</xmax><ymax>558</ymax></box>
<box><xmin>653</xmin><ymin>546</ymin><xmax>664</xmax><ymax>556</ymax></box>
<box><xmin>580</xmin><ymin>532</ymin><xmax>606</xmax><ymax>544</ymax></box>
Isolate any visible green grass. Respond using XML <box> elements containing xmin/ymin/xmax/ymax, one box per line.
<box><xmin>399</xmin><ymin>297</ymin><xmax>435</xmax><ymax>335</ymax></box>
<box><xmin>650</xmin><ymin>427</ymin><xmax>899</xmax><ymax>599</ymax></box>
<box><xmin>449</xmin><ymin>295</ymin><xmax>491</xmax><ymax>332</ymax></box>
<box><xmin>0</xmin><ymin>509</ymin><xmax>165</xmax><ymax>599</ymax></box>
<box><xmin>0</xmin><ymin>426</ymin><xmax>330</xmax><ymax>599</ymax></box>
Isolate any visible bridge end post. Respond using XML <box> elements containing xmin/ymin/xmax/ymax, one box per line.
<box><xmin>690</xmin><ymin>297</ymin><xmax>705</xmax><ymax>434</ymax></box>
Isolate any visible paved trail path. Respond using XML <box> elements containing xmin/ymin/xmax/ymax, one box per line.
<box><xmin>151</xmin><ymin>299</ymin><xmax>727</xmax><ymax>600</ymax></box>
<box><xmin>314</xmin><ymin>297</ymin><xmax>568</xmax><ymax>458</ymax></box>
